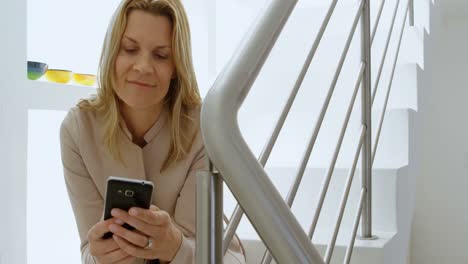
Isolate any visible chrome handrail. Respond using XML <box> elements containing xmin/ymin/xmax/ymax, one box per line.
<box><xmin>223</xmin><ymin>0</ymin><xmax>340</xmax><ymax>253</ymax></box>
<box><xmin>199</xmin><ymin>0</ymin><xmax>324</xmax><ymax>263</ymax></box>
<box><xmin>261</xmin><ymin>1</ymin><xmax>367</xmax><ymax>261</ymax></box>
<box><xmin>198</xmin><ymin>0</ymin><xmax>416</xmax><ymax>263</ymax></box>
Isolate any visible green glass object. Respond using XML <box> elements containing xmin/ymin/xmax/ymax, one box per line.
<box><xmin>27</xmin><ymin>61</ymin><xmax>48</xmax><ymax>80</ymax></box>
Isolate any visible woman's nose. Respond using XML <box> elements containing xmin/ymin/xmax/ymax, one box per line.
<box><xmin>133</xmin><ymin>53</ymin><xmax>154</xmax><ymax>74</ymax></box>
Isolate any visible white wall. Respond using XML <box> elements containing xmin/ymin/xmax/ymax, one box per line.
<box><xmin>410</xmin><ymin>4</ymin><xmax>468</xmax><ymax>263</ymax></box>
<box><xmin>1</xmin><ymin>0</ymin><xmax>28</xmax><ymax>262</ymax></box>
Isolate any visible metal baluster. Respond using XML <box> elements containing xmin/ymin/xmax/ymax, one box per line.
<box><xmin>409</xmin><ymin>0</ymin><xmax>414</xmax><ymax>26</ymax></box>
<box><xmin>344</xmin><ymin>189</ymin><xmax>366</xmax><ymax>264</ymax></box>
<box><xmin>371</xmin><ymin>0</ymin><xmax>386</xmax><ymax>45</ymax></box>
<box><xmin>196</xmin><ymin>160</ymin><xmax>224</xmax><ymax>263</ymax></box>
<box><xmin>359</xmin><ymin>0</ymin><xmax>376</xmax><ymax>240</ymax></box>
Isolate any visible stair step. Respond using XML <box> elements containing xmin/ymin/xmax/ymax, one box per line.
<box><xmin>242</xmin><ymin>231</ymin><xmax>397</xmax><ymax>264</ymax></box>
<box><xmin>224</xmin><ymin>166</ymin><xmax>415</xmax><ymax>264</ymax></box>
<box><xmin>372</xmin><ymin>63</ymin><xmax>421</xmax><ymax>112</ymax></box>
<box><xmin>225</xmin><ymin>167</ymin><xmax>405</xmax><ymax>239</ymax></box>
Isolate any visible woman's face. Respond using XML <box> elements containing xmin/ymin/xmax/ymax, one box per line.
<box><xmin>114</xmin><ymin>10</ymin><xmax>175</xmax><ymax>112</ymax></box>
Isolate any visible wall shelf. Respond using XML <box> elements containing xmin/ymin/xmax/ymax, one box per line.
<box><xmin>25</xmin><ymin>80</ymin><xmax>97</xmax><ymax>111</ymax></box>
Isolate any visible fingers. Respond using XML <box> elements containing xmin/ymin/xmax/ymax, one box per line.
<box><xmin>129</xmin><ymin>207</ymin><xmax>171</xmax><ymax>226</ymax></box>
<box><xmin>88</xmin><ymin>218</ymin><xmax>126</xmax><ymax>261</ymax></box>
<box><xmin>96</xmin><ymin>248</ymin><xmax>131</xmax><ymax>264</ymax></box>
<box><xmin>109</xmin><ymin>223</ymin><xmax>149</xmax><ymax>248</ymax></box>
<box><xmin>112</xmin><ymin>207</ymin><xmax>174</xmax><ymax>242</ymax></box>
<box><xmin>88</xmin><ymin>218</ymin><xmax>122</xmax><ymax>241</ymax></box>
<box><xmin>109</xmin><ymin>206</ymin><xmax>182</xmax><ymax>262</ymax></box>
<box><xmin>111</xmin><ymin>209</ymin><xmax>153</xmax><ymax>236</ymax></box>
<box><xmin>89</xmin><ymin>238</ymin><xmax>120</xmax><ymax>256</ymax></box>
<box><xmin>114</xmin><ymin>255</ymin><xmax>136</xmax><ymax>264</ymax></box>
<box><xmin>113</xmin><ymin>235</ymin><xmax>150</xmax><ymax>260</ymax></box>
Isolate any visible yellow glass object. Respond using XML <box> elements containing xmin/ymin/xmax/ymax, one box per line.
<box><xmin>45</xmin><ymin>69</ymin><xmax>72</xmax><ymax>84</ymax></box>
<box><xmin>73</xmin><ymin>73</ymin><xmax>97</xmax><ymax>86</ymax></box>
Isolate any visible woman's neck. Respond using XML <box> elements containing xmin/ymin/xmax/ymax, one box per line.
<box><xmin>120</xmin><ymin>103</ymin><xmax>164</xmax><ymax>146</ymax></box>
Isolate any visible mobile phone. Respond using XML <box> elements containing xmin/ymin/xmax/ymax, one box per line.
<box><xmin>102</xmin><ymin>176</ymin><xmax>154</xmax><ymax>239</ymax></box>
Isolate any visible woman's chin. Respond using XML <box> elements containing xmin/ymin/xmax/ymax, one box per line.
<box><xmin>120</xmin><ymin>98</ymin><xmax>163</xmax><ymax>111</ymax></box>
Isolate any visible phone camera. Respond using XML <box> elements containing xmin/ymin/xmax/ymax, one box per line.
<box><xmin>124</xmin><ymin>190</ymin><xmax>134</xmax><ymax>197</ymax></box>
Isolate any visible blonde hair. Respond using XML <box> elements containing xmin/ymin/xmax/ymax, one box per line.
<box><xmin>79</xmin><ymin>0</ymin><xmax>201</xmax><ymax>170</ymax></box>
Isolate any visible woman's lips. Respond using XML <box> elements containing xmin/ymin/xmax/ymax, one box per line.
<box><xmin>127</xmin><ymin>80</ymin><xmax>154</xmax><ymax>88</ymax></box>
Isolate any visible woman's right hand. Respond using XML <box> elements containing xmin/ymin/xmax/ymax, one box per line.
<box><xmin>87</xmin><ymin>218</ymin><xmax>137</xmax><ymax>264</ymax></box>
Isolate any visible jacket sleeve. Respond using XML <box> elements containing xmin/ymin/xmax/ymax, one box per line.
<box><xmin>60</xmin><ymin>109</ymin><xmax>103</xmax><ymax>264</ymax></box>
<box><xmin>168</xmin><ymin>134</ymin><xmax>246</xmax><ymax>264</ymax></box>
<box><xmin>60</xmin><ymin>110</ymin><xmax>155</xmax><ymax>264</ymax></box>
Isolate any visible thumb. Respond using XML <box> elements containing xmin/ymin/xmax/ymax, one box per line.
<box><xmin>150</xmin><ymin>204</ymin><xmax>160</xmax><ymax>211</ymax></box>
<box><xmin>88</xmin><ymin>218</ymin><xmax>115</xmax><ymax>241</ymax></box>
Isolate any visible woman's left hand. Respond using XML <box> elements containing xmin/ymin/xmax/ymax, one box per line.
<box><xmin>109</xmin><ymin>205</ymin><xmax>183</xmax><ymax>262</ymax></box>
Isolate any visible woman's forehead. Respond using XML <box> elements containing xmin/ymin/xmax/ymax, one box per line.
<box><xmin>122</xmin><ymin>35</ymin><xmax>171</xmax><ymax>50</ymax></box>
<box><xmin>123</xmin><ymin>10</ymin><xmax>173</xmax><ymax>45</ymax></box>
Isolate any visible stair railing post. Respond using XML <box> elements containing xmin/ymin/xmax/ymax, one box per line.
<box><xmin>359</xmin><ymin>0</ymin><xmax>376</xmax><ymax>240</ymax></box>
<box><xmin>196</xmin><ymin>159</ymin><xmax>224</xmax><ymax>263</ymax></box>
<box><xmin>409</xmin><ymin>0</ymin><xmax>415</xmax><ymax>26</ymax></box>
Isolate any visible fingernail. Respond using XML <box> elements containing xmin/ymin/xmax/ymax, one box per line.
<box><xmin>129</xmin><ymin>208</ymin><xmax>138</xmax><ymax>216</ymax></box>
<box><xmin>111</xmin><ymin>209</ymin><xmax>119</xmax><ymax>216</ymax></box>
<box><xmin>109</xmin><ymin>224</ymin><xmax>117</xmax><ymax>232</ymax></box>
<box><xmin>115</xmin><ymin>219</ymin><xmax>124</xmax><ymax>225</ymax></box>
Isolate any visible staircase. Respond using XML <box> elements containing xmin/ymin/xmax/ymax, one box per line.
<box><xmin>198</xmin><ymin>0</ymin><xmax>438</xmax><ymax>263</ymax></box>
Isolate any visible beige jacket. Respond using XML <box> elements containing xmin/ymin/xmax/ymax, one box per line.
<box><xmin>60</xmin><ymin>106</ymin><xmax>245</xmax><ymax>264</ymax></box>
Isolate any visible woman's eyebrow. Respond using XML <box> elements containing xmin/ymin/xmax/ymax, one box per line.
<box><xmin>123</xmin><ymin>36</ymin><xmax>138</xmax><ymax>43</ymax></box>
<box><xmin>123</xmin><ymin>36</ymin><xmax>170</xmax><ymax>49</ymax></box>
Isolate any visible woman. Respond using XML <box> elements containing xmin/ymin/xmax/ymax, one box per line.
<box><xmin>60</xmin><ymin>0</ymin><xmax>245</xmax><ymax>263</ymax></box>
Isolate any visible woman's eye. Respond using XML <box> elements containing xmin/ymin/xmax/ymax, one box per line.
<box><xmin>154</xmin><ymin>54</ymin><xmax>168</xmax><ymax>59</ymax></box>
<box><xmin>124</xmin><ymin>48</ymin><xmax>137</xmax><ymax>54</ymax></box>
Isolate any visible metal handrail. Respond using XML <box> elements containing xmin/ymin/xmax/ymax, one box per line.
<box><xmin>199</xmin><ymin>0</ymin><xmax>416</xmax><ymax>263</ymax></box>
<box><xmin>223</xmin><ymin>0</ymin><xmax>340</xmax><ymax>254</ymax></box>
<box><xmin>224</xmin><ymin>0</ymin><xmax>404</xmax><ymax>255</ymax></box>
<box><xmin>263</xmin><ymin>1</ymin><xmax>368</xmax><ymax>261</ymax></box>
<box><xmin>199</xmin><ymin>0</ymin><xmax>324</xmax><ymax>263</ymax></box>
